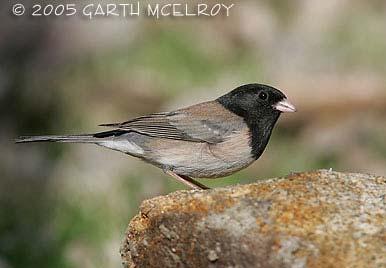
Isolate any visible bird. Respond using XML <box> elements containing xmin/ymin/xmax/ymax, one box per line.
<box><xmin>16</xmin><ymin>83</ymin><xmax>296</xmax><ymax>190</ymax></box>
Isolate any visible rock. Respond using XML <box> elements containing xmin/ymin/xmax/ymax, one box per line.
<box><xmin>120</xmin><ymin>170</ymin><xmax>386</xmax><ymax>268</ymax></box>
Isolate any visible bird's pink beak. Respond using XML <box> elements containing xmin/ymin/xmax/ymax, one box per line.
<box><xmin>273</xmin><ymin>99</ymin><xmax>297</xmax><ymax>113</ymax></box>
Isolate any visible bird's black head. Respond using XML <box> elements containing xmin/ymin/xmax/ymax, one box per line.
<box><xmin>217</xmin><ymin>83</ymin><xmax>296</xmax><ymax>120</ymax></box>
<box><xmin>217</xmin><ymin>83</ymin><xmax>296</xmax><ymax>159</ymax></box>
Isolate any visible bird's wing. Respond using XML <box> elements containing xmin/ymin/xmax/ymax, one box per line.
<box><xmin>99</xmin><ymin>101</ymin><xmax>244</xmax><ymax>143</ymax></box>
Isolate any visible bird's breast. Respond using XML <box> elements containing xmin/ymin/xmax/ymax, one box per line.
<box><xmin>144</xmin><ymin>127</ymin><xmax>255</xmax><ymax>178</ymax></box>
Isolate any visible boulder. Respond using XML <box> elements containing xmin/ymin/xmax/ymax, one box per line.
<box><xmin>120</xmin><ymin>170</ymin><xmax>385</xmax><ymax>268</ymax></box>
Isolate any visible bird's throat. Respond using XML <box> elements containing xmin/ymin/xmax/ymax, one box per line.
<box><xmin>248</xmin><ymin>114</ymin><xmax>280</xmax><ymax>159</ymax></box>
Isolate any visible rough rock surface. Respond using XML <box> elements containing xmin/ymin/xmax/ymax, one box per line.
<box><xmin>120</xmin><ymin>170</ymin><xmax>385</xmax><ymax>268</ymax></box>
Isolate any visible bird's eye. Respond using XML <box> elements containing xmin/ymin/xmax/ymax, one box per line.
<box><xmin>258</xmin><ymin>92</ymin><xmax>268</xmax><ymax>100</ymax></box>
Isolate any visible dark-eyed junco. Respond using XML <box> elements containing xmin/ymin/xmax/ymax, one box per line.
<box><xmin>16</xmin><ymin>83</ymin><xmax>296</xmax><ymax>189</ymax></box>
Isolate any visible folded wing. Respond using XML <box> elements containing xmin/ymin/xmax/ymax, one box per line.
<box><xmin>99</xmin><ymin>101</ymin><xmax>245</xmax><ymax>144</ymax></box>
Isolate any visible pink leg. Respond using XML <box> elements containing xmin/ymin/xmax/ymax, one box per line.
<box><xmin>165</xmin><ymin>170</ymin><xmax>210</xmax><ymax>190</ymax></box>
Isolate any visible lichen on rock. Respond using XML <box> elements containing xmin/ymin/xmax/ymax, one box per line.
<box><xmin>120</xmin><ymin>170</ymin><xmax>386</xmax><ymax>268</ymax></box>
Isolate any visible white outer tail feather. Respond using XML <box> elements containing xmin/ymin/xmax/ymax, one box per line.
<box><xmin>15</xmin><ymin>134</ymin><xmax>144</xmax><ymax>156</ymax></box>
<box><xmin>98</xmin><ymin>140</ymin><xmax>144</xmax><ymax>155</ymax></box>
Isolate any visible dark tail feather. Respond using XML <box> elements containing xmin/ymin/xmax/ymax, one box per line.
<box><xmin>15</xmin><ymin>134</ymin><xmax>98</xmax><ymax>143</ymax></box>
<box><xmin>98</xmin><ymin>123</ymin><xmax>119</xmax><ymax>127</ymax></box>
<box><xmin>15</xmin><ymin>130</ymin><xmax>128</xmax><ymax>144</ymax></box>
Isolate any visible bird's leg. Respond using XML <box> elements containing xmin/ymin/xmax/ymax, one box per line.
<box><xmin>164</xmin><ymin>170</ymin><xmax>210</xmax><ymax>190</ymax></box>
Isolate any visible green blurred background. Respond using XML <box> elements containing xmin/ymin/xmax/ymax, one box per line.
<box><xmin>1</xmin><ymin>1</ymin><xmax>386</xmax><ymax>267</ymax></box>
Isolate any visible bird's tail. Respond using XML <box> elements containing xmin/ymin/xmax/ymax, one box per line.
<box><xmin>15</xmin><ymin>134</ymin><xmax>96</xmax><ymax>143</ymax></box>
<box><xmin>15</xmin><ymin>130</ymin><xmax>127</xmax><ymax>144</ymax></box>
